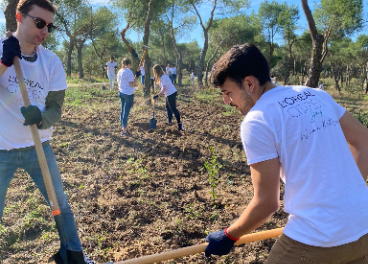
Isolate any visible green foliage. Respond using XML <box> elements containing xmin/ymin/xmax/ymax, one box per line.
<box><xmin>204</xmin><ymin>146</ymin><xmax>222</xmax><ymax>202</ymax></box>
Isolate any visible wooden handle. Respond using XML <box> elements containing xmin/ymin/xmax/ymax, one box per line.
<box><xmin>8</xmin><ymin>32</ymin><xmax>61</xmax><ymax>216</ymax></box>
<box><xmin>137</xmin><ymin>48</ymin><xmax>148</xmax><ymax>72</ymax></box>
<box><xmin>115</xmin><ymin>228</ymin><xmax>283</xmax><ymax>264</ymax></box>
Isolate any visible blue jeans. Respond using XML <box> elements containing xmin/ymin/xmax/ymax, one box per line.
<box><xmin>119</xmin><ymin>92</ymin><xmax>134</xmax><ymax>128</ymax></box>
<box><xmin>141</xmin><ymin>75</ymin><xmax>145</xmax><ymax>85</ymax></box>
<box><xmin>0</xmin><ymin>143</ymin><xmax>82</xmax><ymax>262</ymax></box>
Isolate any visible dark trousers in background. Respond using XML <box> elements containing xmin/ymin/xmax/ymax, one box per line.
<box><xmin>170</xmin><ymin>74</ymin><xmax>177</xmax><ymax>84</ymax></box>
<box><xmin>166</xmin><ymin>92</ymin><xmax>180</xmax><ymax>124</ymax></box>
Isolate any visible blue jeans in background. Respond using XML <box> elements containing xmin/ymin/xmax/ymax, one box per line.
<box><xmin>0</xmin><ymin>143</ymin><xmax>82</xmax><ymax>263</ymax></box>
<box><xmin>141</xmin><ymin>75</ymin><xmax>145</xmax><ymax>85</ymax></box>
<box><xmin>108</xmin><ymin>73</ymin><xmax>115</xmax><ymax>90</ymax></box>
<box><xmin>119</xmin><ymin>92</ymin><xmax>134</xmax><ymax>128</ymax></box>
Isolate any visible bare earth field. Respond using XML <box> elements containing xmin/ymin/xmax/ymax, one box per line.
<box><xmin>1</xmin><ymin>83</ymin><xmax>367</xmax><ymax>264</ymax></box>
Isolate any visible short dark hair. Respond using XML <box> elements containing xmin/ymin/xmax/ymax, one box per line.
<box><xmin>211</xmin><ymin>43</ymin><xmax>270</xmax><ymax>88</ymax></box>
<box><xmin>17</xmin><ymin>0</ymin><xmax>56</xmax><ymax>14</ymax></box>
<box><xmin>110</xmin><ymin>56</ymin><xmax>114</xmax><ymax>60</ymax></box>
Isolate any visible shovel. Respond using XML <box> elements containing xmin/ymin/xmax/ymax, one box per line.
<box><xmin>149</xmin><ymin>93</ymin><xmax>157</xmax><ymax>130</ymax></box>
<box><xmin>113</xmin><ymin>227</ymin><xmax>284</xmax><ymax>264</ymax></box>
<box><xmin>8</xmin><ymin>32</ymin><xmax>86</xmax><ymax>263</ymax></box>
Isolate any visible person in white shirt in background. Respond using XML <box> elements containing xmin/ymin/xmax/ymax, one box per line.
<box><xmin>104</xmin><ymin>56</ymin><xmax>117</xmax><ymax>90</ymax></box>
<box><xmin>319</xmin><ymin>81</ymin><xmax>324</xmax><ymax>90</ymax></box>
<box><xmin>116</xmin><ymin>58</ymin><xmax>140</xmax><ymax>137</ymax></box>
<box><xmin>273</xmin><ymin>76</ymin><xmax>280</xmax><ymax>86</ymax></box>
<box><xmin>166</xmin><ymin>64</ymin><xmax>171</xmax><ymax>76</ymax></box>
<box><xmin>152</xmin><ymin>64</ymin><xmax>183</xmax><ymax>131</ymax></box>
<box><xmin>170</xmin><ymin>64</ymin><xmax>177</xmax><ymax>84</ymax></box>
<box><xmin>140</xmin><ymin>62</ymin><xmax>145</xmax><ymax>85</ymax></box>
<box><xmin>190</xmin><ymin>70</ymin><xmax>195</xmax><ymax>85</ymax></box>
<box><xmin>270</xmin><ymin>74</ymin><xmax>274</xmax><ymax>84</ymax></box>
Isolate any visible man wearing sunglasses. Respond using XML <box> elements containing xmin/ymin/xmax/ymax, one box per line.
<box><xmin>0</xmin><ymin>0</ymin><xmax>95</xmax><ymax>264</ymax></box>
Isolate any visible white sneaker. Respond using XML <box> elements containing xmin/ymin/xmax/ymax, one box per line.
<box><xmin>178</xmin><ymin>122</ymin><xmax>184</xmax><ymax>131</ymax></box>
<box><xmin>83</xmin><ymin>253</ymin><xmax>96</xmax><ymax>264</ymax></box>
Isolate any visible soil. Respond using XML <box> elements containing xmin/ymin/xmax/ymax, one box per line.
<box><xmin>5</xmin><ymin>83</ymin><xmax>365</xmax><ymax>264</ymax></box>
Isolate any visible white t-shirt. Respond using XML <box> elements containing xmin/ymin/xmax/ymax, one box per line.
<box><xmin>117</xmin><ymin>68</ymin><xmax>135</xmax><ymax>95</ymax></box>
<box><xmin>159</xmin><ymin>74</ymin><xmax>177</xmax><ymax>96</ymax></box>
<box><xmin>319</xmin><ymin>84</ymin><xmax>324</xmax><ymax>90</ymax></box>
<box><xmin>0</xmin><ymin>41</ymin><xmax>68</xmax><ymax>150</ymax></box>
<box><xmin>241</xmin><ymin>85</ymin><xmax>368</xmax><ymax>247</ymax></box>
<box><xmin>170</xmin><ymin>67</ymin><xmax>177</xmax><ymax>74</ymax></box>
<box><xmin>190</xmin><ymin>73</ymin><xmax>195</xmax><ymax>79</ymax></box>
<box><xmin>106</xmin><ymin>61</ymin><xmax>117</xmax><ymax>75</ymax></box>
<box><xmin>140</xmin><ymin>66</ymin><xmax>145</xmax><ymax>76</ymax></box>
<box><xmin>166</xmin><ymin>67</ymin><xmax>171</xmax><ymax>74</ymax></box>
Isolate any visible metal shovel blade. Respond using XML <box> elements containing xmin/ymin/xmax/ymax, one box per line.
<box><xmin>149</xmin><ymin>117</ymin><xmax>157</xmax><ymax>130</ymax></box>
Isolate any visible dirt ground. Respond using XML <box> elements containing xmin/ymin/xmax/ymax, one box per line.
<box><xmin>1</xmin><ymin>83</ymin><xmax>367</xmax><ymax>264</ymax></box>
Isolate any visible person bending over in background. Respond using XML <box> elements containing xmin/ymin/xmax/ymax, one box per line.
<box><xmin>0</xmin><ymin>0</ymin><xmax>96</xmax><ymax>263</ymax></box>
<box><xmin>152</xmin><ymin>64</ymin><xmax>183</xmax><ymax>131</ymax></box>
<box><xmin>117</xmin><ymin>58</ymin><xmax>140</xmax><ymax>137</ymax></box>
<box><xmin>104</xmin><ymin>56</ymin><xmax>117</xmax><ymax>90</ymax></box>
<box><xmin>204</xmin><ymin>43</ymin><xmax>368</xmax><ymax>264</ymax></box>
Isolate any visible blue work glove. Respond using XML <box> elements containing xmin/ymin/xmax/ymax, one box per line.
<box><xmin>135</xmin><ymin>70</ymin><xmax>141</xmax><ymax>78</ymax></box>
<box><xmin>1</xmin><ymin>36</ymin><xmax>21</xmax><ymax>67</ymax></box>
<box><xmin>20</xmin><ymin>105</ymin><xmax>42</xmax><ymax>127</ymax></box>
<box><xmin>152</xmin><ymin>94</ymin><xmax>159</xmax><ymax>100</ymax></box>
<box><xmin>205</xmin><ymin>228</ymin><xmax>237</xmax><ymax>257</ymax></box>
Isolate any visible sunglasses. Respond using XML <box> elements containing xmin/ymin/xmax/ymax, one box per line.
<box><xmin>24</xmin><ymin>13</ymin><xmax>56</xmax><ymax>33</ymax></box>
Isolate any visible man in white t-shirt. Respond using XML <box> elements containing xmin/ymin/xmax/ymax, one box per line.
<box><xmin>140</xmin><ymin>62</ymin><xmax>145</xmax><ymax>85</ymax></box>
<box><xmin>170</xmin><ymin>65</ymin><xmax>177</xmax><ymax>84</ymax></box>
<box><xmin>0</xmin><ymin>1</ymin><xmax>95</xmax><ymax>263</ymax></box>
<box><xmin>166</xmin><ymin>64</ymin><xmax>171</xmax><ymax>76</ymax></box>
<box><xmin>104</xmin><ymin>56</ymin><xmax>117</xmax><ymax>90</ymax></box>
<box><xmin>204</xmin><ymin>44</ymin><xmax>368</xmax><ymax>262</ymax></box>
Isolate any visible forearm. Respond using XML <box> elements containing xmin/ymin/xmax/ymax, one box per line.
<box><xmin>227</xmin><ymin>198</ymin><xmax>278</xmax><ymax>239</ymax></box>
<box><xmin>38</xmin><ymin>90</ymin><xmax>65</xmax><ymax>129</ymax></box>
<box><xmin>349</xmin><ymin>144</ymin><xmax>368</xmax><ymax>181</ymax></box>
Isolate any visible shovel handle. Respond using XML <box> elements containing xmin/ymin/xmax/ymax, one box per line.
<box><xmin>137</xmin><ymin>48</ymin><xmax>148</xmax><ymax>73</ymax></box>
<box><xmin>114</xmin><ymin>228</ymin><xmax>284</xmax><ymax>264</ymax></box>
<box><xmin>8</xmin><ymin>32</ymin><xmax>61</xmax><ymax>216</ymax></box>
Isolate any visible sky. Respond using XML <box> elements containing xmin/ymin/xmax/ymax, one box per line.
<box><xmin>1</xmin><ymin>0</ymin><xmax>367</xmax><ymax>47</ymax></box>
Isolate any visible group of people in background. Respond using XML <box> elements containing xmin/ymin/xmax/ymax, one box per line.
<box><xmin>106</xmin><ymin>58</ymin><xmax>184</xmax><ymax>137</ymax></box>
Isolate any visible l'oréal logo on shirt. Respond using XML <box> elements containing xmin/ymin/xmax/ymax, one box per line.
<box><xmin>278</xmin><ymin>91</ymin><xmax>315</xmax><ymax>108</ymax></box>
<box><xmin>8</xmin><ymin>75</ymin><xmax>44</xmax><ymax>90</ymax></box>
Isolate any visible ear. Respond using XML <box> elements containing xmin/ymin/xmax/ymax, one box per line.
<box><xmin>16</xmin><ymin>12</ymin><xmax>22</xmax><ymax>23</ymax></box>
<box><xmin>244</xmin><ymin>76</ymin><xmax>256</xmax><ymax>93</ymax></box>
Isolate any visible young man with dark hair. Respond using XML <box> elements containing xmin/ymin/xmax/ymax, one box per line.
<box><xmin>0</xmin><ymin>0</ymin><xmax>95</xmax><ymax>263</ymax></box>
<box><xmin>104</xmin><ymin>56</ymin><xmax>117</xmax><ymax>90</ymax></box>
<box><xmin>204</xmin><ymin>43</ymin><xmax>368</xmax><ymax>263</ymax></box>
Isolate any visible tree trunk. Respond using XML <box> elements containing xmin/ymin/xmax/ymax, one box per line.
<box><xmin>169</xmin><ymin>5</ymin><xmax>182</xmax><ymax>86</ymax></box>
<box><xmin>4</xmin><ymin>0</ymin><xmax>19</xmax><ymax>32</ymax></box>
<box><xmin>365</xmin><ymin>61</ymin><xmax>368</xmax><ymax>94</ymax></box>
<box><xmin>205</xmin><ymin>34</ymin><xmax>231</xmax><ymax>86</ymax></box>
<box><xmin>121</xmin><ymin>26</ymin><xmax>139</xmax><ymax>65</ymax></box>
<box><xmin>269</xmin><ymin>43</ymin><xmax>274</xmax><ymax>65</ymax></box>
<box><xmin>142</xmin><ymin>0</ymin><xmax>156</xmax><ymax>98</ymax></box>
<box><xmin>144</xmin><ymin>54</ymin><xmax>151</xmax><ymax>94</ymax></box>
<box><xmin>192</xmin><ymin>0</ymin><xmax>217</xmax><ymax>87</ymax></box>
<box><xmin>302</xmin><ymin>0</ymin><xmax>324</xmax><ymax>88</ymax></box>
<box><xmin>76</xmin><ymin>45</ymin><xmax>84</xmax><ymax>79</ymax></box>
<box><xmin>66</xmin><ymin>38</ymin><xmax>75</xmax><ymax>77</ymax></box>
